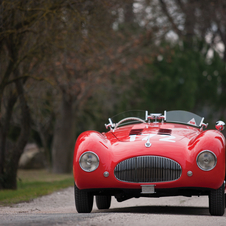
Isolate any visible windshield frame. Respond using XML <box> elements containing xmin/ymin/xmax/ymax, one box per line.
<box><xmin>105</xmin><ymin>110</ymin><xmax>205</xmax><ymax>130</ymax></box>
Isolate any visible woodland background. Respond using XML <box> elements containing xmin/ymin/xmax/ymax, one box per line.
<box><xmin>0</xmin><ymin>0</ymin><xmax>226</xmax><ymax>189</ymax></box>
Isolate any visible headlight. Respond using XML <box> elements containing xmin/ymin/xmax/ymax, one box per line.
<box><xmin>196</xmin><ymin>150</ymin><xmax>217</xmax><ymax>171</ymax></box>
<box><xmin>79</xmin><ymin>152</ymin><xmax>99</xmax><ymax>172</ymax></box>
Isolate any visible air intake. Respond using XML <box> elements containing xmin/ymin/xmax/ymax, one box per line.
<box><xmin>114</xmin><ymin>156</ymin><xmax>182</xmax><ymax>183</ymax></box>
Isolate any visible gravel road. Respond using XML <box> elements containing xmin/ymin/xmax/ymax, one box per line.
<box><xmin>0</xmin><ymin>186</ymin><xmax>225</xmax><ymax>226</ymax></box>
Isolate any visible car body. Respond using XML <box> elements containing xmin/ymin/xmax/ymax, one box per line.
<box><xmin>73</xmin><ymin>110</ymin><xmax>226</xmax><ymax>215</ymax></box>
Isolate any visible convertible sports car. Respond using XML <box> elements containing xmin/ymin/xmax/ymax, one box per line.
<box><xmin>73</xmin><ymin>110</ymin><xmax>226</xmax><ymax>216</ymax></box>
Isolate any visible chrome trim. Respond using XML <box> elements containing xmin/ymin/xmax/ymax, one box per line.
<box><xmin>105</xmin><ymin>118</ymin><xmax>115</xmax><ymax>130</ymax></box>
<box><xmin>145</xmin><ymin>112</ymin><xmax>164</xmax><ymax>123</ymax></box>
<box><xmin>187</xmin><ymin>171</ymin><xmax>193</xmax><ymax>177</ymax></box>
<box><xmin>103</xmin><ymin>171</ymin><xmax>109</xmax><ymax>177</ymax></box>
<box><xmin>114</xmin><ymin>117</ymin><xmax>145</xmax><ymax>130</ymax></box>
<box><xmin>114</xmin><ymin>156</ymin><xmax>182</xmax><ymax>183</ymax></box>
<box><xmin>199</xmin><ymin>117</ymin><xmax>205</xmax><ymax>127</ymax></box>
<box><xmin>196</xmin><ymin>150</ymin><xmax>217</xmax><ymax>171</ymax></box>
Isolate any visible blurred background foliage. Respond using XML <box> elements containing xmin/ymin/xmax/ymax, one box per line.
<box><xmin>1</xmin><ymin>0</ymin><xmax>226</xmax><ymax>189</ymax></box>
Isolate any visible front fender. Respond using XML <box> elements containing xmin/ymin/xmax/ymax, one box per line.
<box><xmin>73</xmin><ymin>131</ymin><xmax>112</xmax><ymax>189</ymax></box>
<box><xmin>188</xmin><ymin>130</ymin><xmax>225</xmax><ymax>184</ymax></box>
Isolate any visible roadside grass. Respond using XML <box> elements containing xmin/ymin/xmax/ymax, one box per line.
<box><xmin>0</xmin><ymin>169</ymin><xmax>74</xmax><ymax>206</ymax></box>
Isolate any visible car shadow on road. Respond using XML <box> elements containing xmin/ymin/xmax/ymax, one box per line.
<box><xmin>94</xmin><ymin>206</ymin><xmax>210</xmax><ymax>216</ymax></box>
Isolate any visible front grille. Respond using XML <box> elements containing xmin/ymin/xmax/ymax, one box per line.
<box><xmin>114</xmin><ymin>156</ymin><xmax>182</xmax><ymax>183</ymax></box>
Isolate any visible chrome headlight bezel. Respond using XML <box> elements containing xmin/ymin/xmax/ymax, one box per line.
<box><xmin>196</xmin><ymin>150</ymin><xmax>217</xmax><ymax>171</ymax></box>
<box><xmin>79</xmin><ymin>151</ymin><xmax>99</xmax><ymax>172</ymax></box>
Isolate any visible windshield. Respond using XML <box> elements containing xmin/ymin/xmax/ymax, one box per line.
<box><xmin>105</xmin><ymin>110</ymin><xmax>204</xmax><ymax>129</ymax></box>
<box><xmin>111</xmin><ymin>110</ymin><xmax>146</xmax><ymax>124</ymax></box>
<box><xmin>165</xmin><ymin>110</ymin><xmax>204</xmax><ymax>127</ymax></box>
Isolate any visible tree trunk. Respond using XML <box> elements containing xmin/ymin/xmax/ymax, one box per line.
<box><xmin>0</xmin><ymin>78</ymin><xmax>30</xmax><ymax>189</ymax></box>
<box><xmin>52</xmin><ymin>95</ymin><xmax>76</xmax><ymax>174</ymax></box>
<box><xmin>36</xmin><ymin>113</ymin><xmax>55</xmax><ymax>170</ymax></box>
<box><xmin>124</xmin><ymin>2</ymin><xmax>134</xmax><ymax>24</ymax></box>
<box><xmin>0</xmin><ymin>92</ymin><xmax>17</xmax><ymax>189</ymax></box>
<box><xmin>224</xmin><ymin>47</ymin><xmax>226</xmax><ymax>62</ymax></box>
<box><xmin>3</xmin><ymin>148</ymin><xmax>20</xmax><ymax>189</ymax></box>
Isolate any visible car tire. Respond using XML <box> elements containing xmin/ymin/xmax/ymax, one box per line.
<box><xmin>209</xmin><ymin>183</ymin><xmax>225</xmax><ymax>216</ymax></box>
<box><xmin>96</xmin><ymin>195</ymin><xmax>111</xmax><ymax>209</ymax></box>
<box><xmin>74</xmin><ymin>183</ymin><xmax>93</xmax><ymax>213</ymax></box>
<box><xmin>225</xmin><ymin>193</ymin><xmax>226</xmax><ymax>208</ymax></box>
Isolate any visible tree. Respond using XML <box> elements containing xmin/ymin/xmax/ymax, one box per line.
<box><xmin>50</xmin><ymin>0</ymin><xmax>159</xmax><ymax>173</ymax></box>
<box><xmin>0</xmin><ymin>0</ymin><xmax>82</xmax><ymax>189</ymax></box>
<box><xmin>115</xmin><ymin>39</ymin><xmax>226</xmax><ymax>133</ymax></box>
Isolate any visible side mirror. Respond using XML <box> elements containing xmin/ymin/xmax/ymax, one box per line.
<box><xmin>215</xmin><ymin>121</ymin><xmax>225</xmax><ymax>131</ymax></box>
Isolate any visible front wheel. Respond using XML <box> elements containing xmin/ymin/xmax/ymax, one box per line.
<box><xmin>225</xmin><ymin>193</ymin><xmax>226</xmax><ymax>208</ymax></box>
<box><xmin>96</xmin><ymin>195</ymin><xmax>111</xmax><ymax>209</ymax></box>
<box><xmin>209</xmin><ymin>183</ymin><xmax>225</xmax><ymax>216</ymax></box>
<box><xmin>74</xmin><ymin>184</ymin><xmax>93</xmax><ymax>213</ymax></box>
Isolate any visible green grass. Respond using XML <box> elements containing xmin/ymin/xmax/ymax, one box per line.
<box><xmin>0</xmin><ymin>169</ymin><xmax>74</xmax><ymax>206</ymax></box>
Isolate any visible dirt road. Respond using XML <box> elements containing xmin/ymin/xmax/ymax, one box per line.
<box><xmin>0</xmin><ymin>187</ymin><xmax>225</xmax><ymax>226</ymax></box>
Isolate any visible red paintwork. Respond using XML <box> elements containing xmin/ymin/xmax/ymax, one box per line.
<box><xmin>73</xmin><ymin>122</ymin><xmax>225</xmax><ymax>191</ymax></box>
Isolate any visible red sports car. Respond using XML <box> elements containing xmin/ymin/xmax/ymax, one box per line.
<box><xmin>73</xmin><ymin>110</ymin><xmax>226</xmax><ymax>216</ymax></box>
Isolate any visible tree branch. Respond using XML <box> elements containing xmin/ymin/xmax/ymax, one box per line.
<box><xmin>175</xmin><ymin>0</ymin><xmax>186</xmax><ymax>13</ymax></box>
<box><xmin>159</xmin><ymin>0</ymin><xmax>182</xmax><ymax>37</ymax></box>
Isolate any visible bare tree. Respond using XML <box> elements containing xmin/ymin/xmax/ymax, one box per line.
<box><xmin>0</xmin><ymin>0</ymin><xmax>79</xmax><ymax>189</ymax></box>
<box><xmin>153</xmin><ymin>0</ymin><xmax>226</xmax><ymax>59</ymax></box>
<box><xmin>50</xmin><ymin>0</ymin><xmax>159</xmax><ymax>173</ymax></box>
<box><xmin>0</xmin><ymin>0</ymin><xmax>161</xmax><ymax>181</ymax></box>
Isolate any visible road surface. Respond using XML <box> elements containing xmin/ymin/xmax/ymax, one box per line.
<box><xmin>0</xmin><ymin>187</ymin><xmax>225</xmax><ymax>226</ymax></box>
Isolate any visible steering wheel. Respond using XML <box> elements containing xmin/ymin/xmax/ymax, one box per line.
<box><xmin>114</xmin><ymin>117</ymin><xmax>145</xmax><ymax>130</ymax></box>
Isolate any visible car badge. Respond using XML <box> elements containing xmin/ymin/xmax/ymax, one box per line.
<box><xmin>145</xmin><ymin>134</ymin><xmax>151</xmax><ymax>147</ymax></box>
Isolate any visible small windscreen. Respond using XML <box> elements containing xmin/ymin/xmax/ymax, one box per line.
<box><xmin>165</xmin><ymin>110</ymin><xmax>204</xmax><ymax>127</ymax></box>
<box><xmin>110</xmin><ymin>110</ymin><xmax>146</xmax><ymax>125</ymax></box>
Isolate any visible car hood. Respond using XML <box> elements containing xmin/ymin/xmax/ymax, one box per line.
<box><xmin>111</xmin><ymin>123</ymin><xmax>200</xmax><ymax>143</ymax></box>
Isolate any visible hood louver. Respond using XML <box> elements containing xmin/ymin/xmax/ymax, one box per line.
<box><xmin>158</xmin><ymin>128</ymin><xmax>172</xmax><ymax>135</ymax></box>
<box><xmin>129</xmin><ymin>129</ymin><xmax>143</xmax><ymax>135</ymax></box>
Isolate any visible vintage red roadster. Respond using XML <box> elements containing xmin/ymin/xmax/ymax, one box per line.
<box><xmin>73</xmin><ymin>110</ymin><xmax>226</xmax><ymax>216</ymax></box>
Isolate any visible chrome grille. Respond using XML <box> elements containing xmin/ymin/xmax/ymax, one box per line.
<box><xmin>114</xmin><ymin>156</ymin><xmax>182</xmax><ymax>183</ymax></box>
